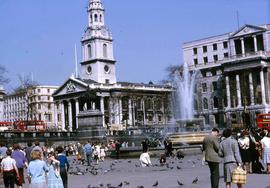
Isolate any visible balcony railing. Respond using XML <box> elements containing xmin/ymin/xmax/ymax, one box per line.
<box><xmin>189</xmin><ymin>51</ymin><xmax>270</xmax><ymax>70</ymax></box>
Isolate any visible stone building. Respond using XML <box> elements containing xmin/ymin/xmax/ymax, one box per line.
<box><xmin>3</xmin><ymin>86</ymin><xmax>61</xmax><ymax>129</ymax></box>
<box><xmin>0</xmin><ymin>86</ymin><xmax>5</xmax><ymax>121</ymax></box>
<box><xmin>183</xmin><ymin>24</ymin><xmax>270</xmax><ymax>128</ymax></box>
<box><xmin>53</xmin><ymin>0</ymin><xmax>172</xmax><ymax>131</ymax></box>
<box><xmin>27</xmin><ymin>86</ymin><xmax>61</xmax><ymax>128</ymax></box>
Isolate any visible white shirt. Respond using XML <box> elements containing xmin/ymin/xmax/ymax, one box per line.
<box><xmin>261</xmin><ymin>136</ymin><xmax>270</xmax><ymax>149</ymax></box>
<box><xmin>238</xmin><ymin>137</ymin><xmax>250</xmax><ymax>149</ymax></box>
<box><xmin>1</xmin><ymin>156</ymin><xmax>16</xmax><ymax>171</ymax></box>
<box><xmin>139</xmin><ymin>152</ymin><xmax>152</xmax><ymax>167</ymax></box>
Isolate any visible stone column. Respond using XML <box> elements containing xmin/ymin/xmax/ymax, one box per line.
<box><xmin>240</xmin><ymin>37</ymin><xmax>245</xmax><ymax>55</ymax></box>
<box><xmin>128</xmin><ymin>98</ymin><xmax>133</xmax><ymax>125</ymax></box>
<box><xmin>100</xmin><ymin>97</ymin><xmax>105</xmax><ymax>127</ymax></box>
<box><xmin>236</xmin><ymin>74</ymin><xmax>242</xmax><ymax>107</ymax></box>
<box><xmin>68</xmin><ymin>101</ymin><xmax>72</xmax><ymax>131</ymax></box>
<box><xmin>75</xmin><ymin>99</ymin><xmax>79</xmax><ymax>129</ymax></box>
<box><xmin>249</xmin><ymin>73</ymin><xmax>255</xmax><ymax>105</ymax></box>
<box><xmin>61</xmin><ymin>102</ymin><xmax>65</xmax><ymax>130</ymax></box>
<box><xmin>225</xmin><ymin>76</ymin><xmax>231</xmax><ymax>108</ymax></box>
<box><xmin>142</xmin><ymin>99</ymin><xmax>146</xmax><ymax>124</ymax></box>
<box><xmin>54</xmin><ymin>103</ymin><xmax>58</xmax><ymax>129</ymax></box>
<box><xmin>253</xmin><ymin>35</ymin><xmax>258</xmax><ymax>52</ymax></box>
<box><xmin>260</xmin><ymin>69</ymin><xmax>266</xmax><ymax>105</ymax></box>
<box><xmin>119</xmin><ymin>97</ymin><xmax>123</xmax><ymax>125</ymax></box>
<box><xmin>109</xmin><ymin>98</ymin><xmax>113</xmax><ymax>124</ymax></box>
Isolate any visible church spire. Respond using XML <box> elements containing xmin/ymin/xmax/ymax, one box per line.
<box><xmin>88</xmin><ymin>0</ymin><xmax>105</xmax><ymax>28</ymax></box>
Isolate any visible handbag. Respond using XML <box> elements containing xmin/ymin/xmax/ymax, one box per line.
<box><xmin>232</xmin><ymin>166</ymin><xmax>247</xmax><ymax>184</ymax></box>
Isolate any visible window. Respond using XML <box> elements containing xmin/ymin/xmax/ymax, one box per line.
<box><xmin>103</xmin><ymin>44</ymin><xmax>107</xmax><ymax>58</ymax></box>
<box><xmin>193</xmin><ymin>48</ymin><xmax>197</xmax><ymax>55</ymax></box>
<box><xmin>224</xmin><ymin>52</ymin><xmax>229</xmax><ymax>58</ymax></box>
<box><xmin>105</xmin><ymin>79</ymin><xmax>110</xmax><ymax>84</ymax></box>
<box><xmin>87</xmin><ymin>44</ymin><xmax>92</xmax><ymax>58</ymax></box>
<box><xmin>47</xmin><ymin>89</ymin><xmax>50</xmax><ymax>93</ymax></box>
<box><xmin>87</xmin><ymin>65</ymin><xmax>92</xmax><ymax>74</ymax></box>
<box><xmin>38</xmin><ymin>89</ymin><xmax>41</xmax><ymax>93</ymax></box>
<box><xmin>100</xmin><ymin>14</ymin><xmax>102</xmax><ymax>22</ymax></box>
<box><xmin>223</xmin><ymin>41</ymin><xmax>228</xmax><ymax>49</ymax></box>
<box><xmin>90</xmin><ymin>15</ymin><xmax>93</xmax><ymax>23</ymax></box>
<box><xmin>202</xmin><ymin>83</ymin><xmax>207</xmax><ymax>92</ymax></box>
<box><xmin>193</xmin><ymin>58</ymin><xmax>198</xmax><ymax>66</ymax></box>
<box><xmin>104</xmin><ymin>65</ymin><xmax>110</xmax><ymax>73</ymax></box>
<box><xmin>213</xmin><ymin>43</ymin><xmax>217</xmax><ymax>51</ymax></box>
<box><xmin>57</xmin><ymin>113</ymin><xmax>61</xmax><ymax>122</ymax></box>
<box><xmin>213</xmin><ymin>96</ymin><xmax>219</xmax><ymax>108</ymax></box>
<box><xmin>203</xmin><ymin>46</ymin><xmax>207</xmax><ymax>53</ymax></box>
<box><xmin>38</xmin><ymin>96</ymin><xmax>41</xmax><ymax>101</ymax></box>
<box><xmin>38</xmin><ymin>104</ymin><xmax>41</xmax><ymax>109</ymax></box>
<box><xmin>203</xmin><ymin>57</ymin><xmax>208</xmax><ymax>64</ymax></box>
<box><xmin>38</xmin><ymin>114</ymin><xmax>42</xmax><ymax>120</ymax></box>
<box><xmin>47</xmin><ymin>96</ymin><xmax>50</xmax><ymax>100</ymax></box>
<box><xmin>48</xmin><ymin>103</ymin><xmax>51</xmax><ymax>110</ymax></box>
<box><xmin>213</xmin><ymin>55</ymin><xmax>218</xmax><ymax>61</ymax></box>
<box><xmin>94</xmin><ymin>14</ymin><xmax>98</xmax><ymax>22</ymax></box>
<box><xmin>203</xmin><ymin>98</ymin><xmax>208</xmax><ymax>109</ymax></box>
<box><xmin>212</xmin><ymin>81</ymin><xmax>218</xmax><ymax>91</ymax></box>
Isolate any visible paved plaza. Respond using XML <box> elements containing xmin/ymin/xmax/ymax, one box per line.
<box><xmin>1</xmin><ymin>150</ymin><xmax>269</xmax><ymax>188</ymax></box>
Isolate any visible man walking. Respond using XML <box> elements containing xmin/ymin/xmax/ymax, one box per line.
<box><xmin>203</xmin><ymin>128</ymin><xmax>221</xmax><ymax>188</ymax></box>
<box><xmin>84</xmin><ymin>141</ymin><xmax>92</xmax><ymax>166</ymax></box>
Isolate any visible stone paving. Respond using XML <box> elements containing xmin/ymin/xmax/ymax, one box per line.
<box><xmin>1</xmin><ymin>152</ymin><xmax>270</xmax><ymax>188</ymax></box>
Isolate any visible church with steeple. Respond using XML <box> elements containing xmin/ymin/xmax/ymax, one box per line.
<box><xmin>53</xmin><ymin>0</ymin><xmax>172</xmax><ymax>132</ymax></box>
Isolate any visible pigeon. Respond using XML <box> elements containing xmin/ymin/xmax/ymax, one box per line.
<box><xmin>137</xmin><ymin>186</ymin><xmax>144</xmax><ymax>188</ymax></box>
<box><xmin>135</xmin><ymin>164</ymin><xmax>140</xmax><ymax>167</ymax></box>
<box><xmin>192</xmin><ymin>177</ymin><xmax>199</xmax><ymax>184</ymax></box>
<box><xmin>177</xmin><ymin>166</ymin><xmax>181</xmax><ymax>170</ymax></box>
<box><xmin>124</xmin><ymin>181</ymin><xmax>130</xmax><ymax>185</ymax></box>
<box><xmin>177</xmin><ymin>180</ymin><xmax>184</xmax><ymax>186</ymax></box>
<box><xmin>152</xmin><ymin>181</ymin><xmax>158</xmax><ymax>187</ymax></box>
<box><xmin>127</xmin><ymin>160</ymin><xmax>132</xmax><ymax>163</ymax></box>
<box><xmin>99</xmin><ymin>184</ymin><xmax>104</xmax><ymax>187</ymax></box>
<box><xmin>117</xmin><ymin>182</ymin><xmax>122</xmax><ymax>187</ymax></box>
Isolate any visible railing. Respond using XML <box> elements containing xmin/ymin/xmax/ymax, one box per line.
<box><xmin>189</xmin><ymin>51</ymin><xmax>270</xmax><ymax>70</ymax></box>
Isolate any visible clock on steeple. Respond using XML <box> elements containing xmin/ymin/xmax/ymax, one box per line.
<box><xmin>80</xmin><ymin>0</ymin><xmax>116</xmax><ymax>84</ymax></box>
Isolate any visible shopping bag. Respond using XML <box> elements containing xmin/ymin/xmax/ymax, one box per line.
<box><xmin>232</xmin><ymin>166</ymin><xmax>247</xmax><ymax>184</ymax></box>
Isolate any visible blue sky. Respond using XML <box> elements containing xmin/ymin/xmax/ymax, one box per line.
<box><xmin>0</xmin><ymin>0</ymin><xmax>269</xmax><ymax>92</ymax></box>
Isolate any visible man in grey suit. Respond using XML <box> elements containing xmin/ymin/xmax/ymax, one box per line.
<box><xmin>203</xmin><ymin>128</ymin><xmax>221</xmax><ymax>188</ymax></box>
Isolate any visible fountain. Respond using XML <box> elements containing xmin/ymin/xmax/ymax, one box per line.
<box><xmin>172</xmin><ymin>63</ymin><xmax>205</xmax><ymax>131</ymax></box>
<box><xmin>162</xmin><ymin>63</ymin><xmax>206</xmax><ymax>146</ymax></box>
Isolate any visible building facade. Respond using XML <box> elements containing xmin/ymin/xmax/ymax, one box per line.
<box><xmin>183</xmin><ymin>24</ymin><xmax>270</xmax><ymax>128</ymax></box>
<box><xmin>53</xmin><ymin>0</ymin><xmax>173</xmax><ymax>131</ymax></box>
<box><xmin>3</xmin><ymin>86</ymin><xmax>61</xmax><ymax>129</ymax></box>
<box><xmin>0</xmin><ymin>86</ymin><xmax>5</xmax><ymax>121</ymax></box>
<box><xmin>27</xmin><ymin>86</ymin><xmax>61</xmax><ymax>129</ymax></box>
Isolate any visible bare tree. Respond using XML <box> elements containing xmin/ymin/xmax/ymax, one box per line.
<box><xmin>0</xmin><ymin>65</ymin><xmax>9</xmax><ymax>85</ymax></box>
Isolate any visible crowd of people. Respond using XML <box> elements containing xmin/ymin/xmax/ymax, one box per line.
<box><xmin>0</xmin><ymin>140</ymin><xmax>112</xmax><ymax>188</ymax></box>
<box><xmin>203</xmin><ymin>127</ymin><xmax>270</xmax><ymax>188</ymax></box>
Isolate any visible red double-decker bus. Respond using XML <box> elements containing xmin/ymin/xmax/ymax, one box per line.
<box><xmin>15</xmin><ymin>120</ymin><xmax>46</xmax><ymax>131</ymax></box>
<box><xmin>0</xmin><ymin>122</ymin><xmax>13</xmax><ymax>131</ymax></box>
<box><xmin>256</xmin><ymin>113</ymin><xmax>270</xmax><ymax>130</ymax></box>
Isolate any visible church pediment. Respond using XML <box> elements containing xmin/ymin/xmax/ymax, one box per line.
<box><xmin>230</xmin><ymin>24</ymin><xmax>266</xmax><ymax>38</ymax></box>
<box><xmin>53</xmin><ymin>77</ymin><xmax>88</xmax><ymax>97</ymax></box>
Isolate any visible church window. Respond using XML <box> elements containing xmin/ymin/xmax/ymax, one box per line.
<box><xmin>202</xmin><ymin>83</ymin><xmax>207</xmax><ymax>92</ymax></box>
<box><xmin>100</xmin><ymin>14</ymin><xmax>102</xmax><ymax>22</ymax></box>
<box><xmin>103</xmin><ymin>44</ymin><xmax>108</xmax><ymax>58</ymax></box>
<box><xmin>87</xmin><ymin>66</ymin><xmax>92</xmax><ymax>74</ymax></box>
<box><xmin>90</xmin><ymin>15</ymin><xmax>93</xmax><ymax>23</ymax></box>
<box><xmin>213</xmin><ymin>96</ymin><xmax>219</xmax><ymax>108</ymax></box>
<box><xmin>203</xmin><ymin>46</ymin><xmax>207</xmax><ymax>53</ymax></box>
<box><xmin>87</xmin><ymin>44</ymin><xmax>92</xmax><ymax>58</ymax></box>
<box><xmin>104</xmin><ymin>65</ymin><xmax>109</xmax><ymax>73</ymax></box>
<box><xmin>94</xmin><ymin>14</ymin><xmax>98</xmax><ymax>22</ymax></box>
<box><xmin>213</xmin><ymin>43</ymin><xmax>217</xmax><ymax>51</ymax></box>
<box><xmin>105</xmin><ymin>79</ymin><xmax>110</xmax><ymax>84</ymax></box>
